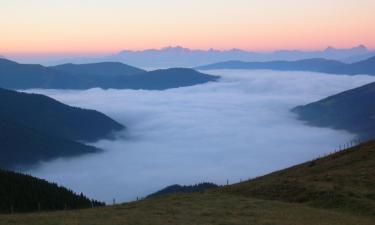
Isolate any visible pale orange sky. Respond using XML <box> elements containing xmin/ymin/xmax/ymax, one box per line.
<box><xmin>1</xmin><ymin>0</ymin><xmax>375</xmax><ymax>54</ymax></box>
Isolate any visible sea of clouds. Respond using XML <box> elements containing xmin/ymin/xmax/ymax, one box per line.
<box><xmin>26</xmin><ymin>70</ymin><xmax>375</xmax><ymax>203</ymax></box>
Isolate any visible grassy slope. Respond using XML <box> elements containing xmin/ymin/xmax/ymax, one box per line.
<box><xmin>221</xmin><ymin>140</ymin><xmax>375</xmax><ymax>216</ymax></box>
<box><xmin>1</xmin><ymin>141</ymin><xmax>375</xmax><ymax>225</ymax></box>
<box><xmin>2</xmin><ymin>194</ymin><xmax>374</xmax><ymax>225</ymax></box>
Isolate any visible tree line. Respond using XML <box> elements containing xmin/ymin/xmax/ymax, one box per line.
<box><xmin>0</xmin><ymin>169</ymin><xmax>104</xmax><ymax>214</ymax></box>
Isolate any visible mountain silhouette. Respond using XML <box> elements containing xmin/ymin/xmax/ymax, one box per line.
<box><xmin>0</xmin><ymin>169</ymin><xmax>104</xmax><ymax>213</ymax></box>
<box><xmin>0</xmin><ymin>58</ymin><xmax>85</xmax><ymax>89</ymax></box>
<box><xmin>0</xmin><ymin>88</ymin><xmax>125</xmax><ymax>169</ymax></box>
<box><xmin>0</xmin><ymin>88</ymin><xmax>124</xmax><ymax>142</ymax></box>
<box><xmin>197</xmin><ymin>56</ymin><xmax>375</xmax><ymax>75</ymax></box>
<box><xmin>110</xmin><ymin>68</ymin><xmax>220</xmax><ymax>90</ymax></box>
<box><xmin>43</xmin><ymin>45</ymin><xmax>371</xmax><ymax>67</ymax></box>
<box><xmin>51</xmin><ymin>62</ymin><xmax>146</xmax><ymax>77</ymax></box>
<box><xmin>292</xmin><ymin>81</ymin><xmax>375</xmax><ymax>140</ymax></box>
<box><xmin>0</xmin><ymin>119</ymin><xmax>99</xmax><ymax>169</ymax></box>
<box><xmin>196</xmin><ymin>58</ymin><xmax>346</xmax><ymax>72</ymax></box>
<box><xmin>0</xmin><ymin>59</ymin><xmax>218</xmax><ymax>90</ymax></box>
<box><xmin>324</xmin><ymin>56</ymin><xmax>375</xmax><ymax>75</ymax></box>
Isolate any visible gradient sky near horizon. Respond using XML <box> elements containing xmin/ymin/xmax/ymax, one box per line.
<box><xmin>1</xmin><ymin>0</ymin><xmax>375</xmax><ymax>54</ymax></box>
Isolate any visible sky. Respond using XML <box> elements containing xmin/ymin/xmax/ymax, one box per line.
<box><xmin>26</xmin><ymin>70</ymin><xmax>375</xmax><ymax>203</ymax></box>
<box><xmin>1</xmin><ymin>0</ymin><xmax>375</xmax><ymax>55</ymax></box>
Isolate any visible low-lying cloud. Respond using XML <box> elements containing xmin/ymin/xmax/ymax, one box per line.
<box><xmin>26</xmin><ymin>70</ymin><xmax>375</xmax><ymax>203</ymax></box>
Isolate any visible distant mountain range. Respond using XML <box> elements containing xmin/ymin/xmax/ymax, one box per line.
<box><xmin>116</xmin><ymin>45</ymin><xmax>371</xmax><ymax>67</ymax></box>
<box><xmin>18</xmin><ymin>45</ymin><xmax>374</xmax><ymax>68</ymax></box>
<box><xmin>0</xmin><ymin>58</ymin><xmax>218</xmax><ymax>90</ymax></box>
<box><xmin>0</xmin><ymin>169</ymin><xmax>104</xmax><ymax>213</ymax></box>
<box><xmin>197</xmin><ymin>56</ymin><xmax>375</xmax><ymax>75</ymax></box>
<box><xmin>292</xmin><ymin>81</ymin><xmax>375</xmax><ymax>140</ymax></box>
<box><xmin>0</xmin><ymin>88</ymin><xmax>124</xmax><ymax>169</ymax></box>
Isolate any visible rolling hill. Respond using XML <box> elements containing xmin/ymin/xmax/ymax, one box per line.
<box><xmin>292</xmin><ymin>81</ymin><xmax>375</xmax><ymax>140</ymax></box>
<box><xmin>221</xmin><ymin>140</ymin><xmax>375</xmax><ymax>216</ymax></box>
<box><xmin>196</xmin><ymin>58</ymin><xmax>346</xmax><ymax>72</ymax></box>
<box><xmin>50</xmin><ymin>62</ymin><xmax>146</xmax><ymax>77</ymax></box>
<box><xmin>0</xmin><ymin>58</ymin><xmax>85</xmax><ymax>89</ymax></box>
<box><xmin>0</xmin><ymin>169</ymin><xmax>104</xmax><ymax>214</ymax></box>
<box><xmin>325</xmin><ymin>56</ymin><xmax>375</xmax><ymax>75</ymax></box>
<box><xmin>147</xmin><ymin>183</ymin><xmax>219</xmax><ymax>198</ymax></box>
<box><xmin>50</xmin><ymin>64</ymin><xmax>219</xmax><ymax>90</ymax></box>
<box><xmin>0</xmin><ymin>58</ymin><xmax>219</xmax><ymax>90</ymax></box>
<box><xmin>110</xmin><ymin>68</ymin><xmax>220</xmax><ymax>90</ymax></box>
<box><xmin>1</xmin><ymin>140</ymin><xmax>374</xmax><ymax>224</ymax></box>
<box><xmin>197</xmin><ymin>56</ymin><xmax>375</xmax><ymax>75</ymax></box>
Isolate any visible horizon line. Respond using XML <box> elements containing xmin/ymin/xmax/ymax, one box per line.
<box><xmin>2</xmin><ymin>44</ymin><xmax>373</xmax><ymax>56</ymax></box>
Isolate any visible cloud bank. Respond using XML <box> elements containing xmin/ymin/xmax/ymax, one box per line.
<box><xmin>26</xmin><ymin>70</ymin><xmax>375</xmax><ymax>203</ymax></box>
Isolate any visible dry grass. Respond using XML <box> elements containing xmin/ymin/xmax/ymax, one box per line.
<box><xmin>221</xmin><ymin>140</ymin><xmax>375</xmax><ymax>216</ymax></box>
<box><xmin>1</xmin><ymin>193</ymin><xmax>374</xmax><ymax>225</ymax></box>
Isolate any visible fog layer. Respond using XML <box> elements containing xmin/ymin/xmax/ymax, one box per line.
<box><xmin>27</xmin><ymin>70</ymin><xmax>375</xmax><ymax>203</ymax></box>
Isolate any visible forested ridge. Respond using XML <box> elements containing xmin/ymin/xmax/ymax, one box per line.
<box><xmin>0</xmin><ymin>169</ymin><xmax>104</xmax><ymax>214</ymax></box>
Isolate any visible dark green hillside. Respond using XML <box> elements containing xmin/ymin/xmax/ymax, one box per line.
<box><xmin>0</xmin><ymin>120</ymin><xmax>99</xmax><ymax>169</ymax></box>
<box><xmin>221</xmin><ymin>140</ymin><xmax>375</xmax><ymax>216</ymax></box>
<box><xmin>0</xmin><ymin>88</ymin><xmax>124</xmax><ymax>142</ymax></box>
<box><xmin>292</xmin><ymin>81</ymin><xmax>375</xmax><ymax>140</ymax></box>
<box><xmin>0</xmin><ymin>169</ymin><xmax>104</xmax><ymax>214</ymax></box>
<box><xmin>147</xmin><ymin>183</ymin><xmax>219</xmax><ymax>198</ymax></box>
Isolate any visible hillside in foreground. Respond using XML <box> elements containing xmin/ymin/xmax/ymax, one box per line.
<box><xmin>146</xmin><ymin>183</ymin><xmax>219</xmax><ymax>198</ymax></box>
<box><xmin>2</xmin><ymin>140</ymin><xmax>374</xmax><ymax>225</ymax></box>
<box><xmin>221</xmin><ymin>140</ymin><xmax>375</xmax><ymax>216</ymax></box>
